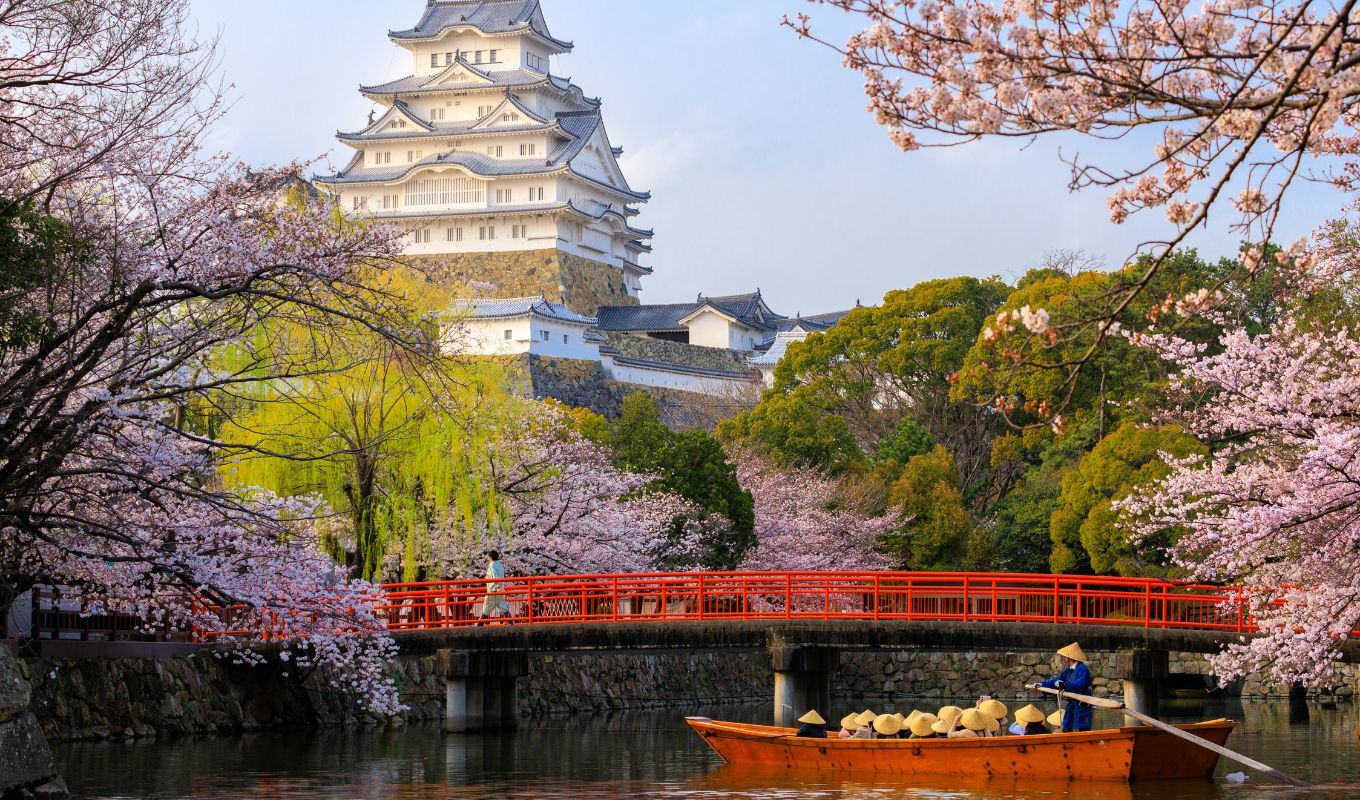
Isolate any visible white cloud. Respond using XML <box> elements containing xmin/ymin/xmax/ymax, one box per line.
<box><xmin>624</xmin><ymin>131</ymin><xmax>704</xmax><ymax>189</ymax></box>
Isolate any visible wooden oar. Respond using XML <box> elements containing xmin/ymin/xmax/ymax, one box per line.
<box><xmin>1028</xmin><ymin>685</ymin><xmax>1310</xmax><ymax>788</ymax></box>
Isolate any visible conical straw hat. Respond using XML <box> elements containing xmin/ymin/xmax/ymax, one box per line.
<box><xmin>909</xmin><ymin>714</ymin><xmax>939</xmax><ymax>737</ymax></box>
<box><xmin>1015</xmin><ymin>704</ymin><xmax>1046</xmax><ymax>724</ymax></box>
<box><xmin>984</xmin><ymin>714</ymin><xmax>1001</xmax><ymax>733</ymax></box>
<box><xmin>855</xmin><ymin>710</ymin><xmax>877</xmax><ymax>727</ymax></box>
<box><xmin>1058</xmin><ymin>642</ymin><xmax>1088</xmax><ymax>663</ymax></box>
<box><xmin>1047</xmin><ymin>709</ymin><xmax>1064</xmax><ymax>727</ymax></box>
<box><xmin>798</xmin><ymin>710</ymin><xmax>826</xmax><ymax>725</ymax></box>
<box><xmin>904</xmin><ymin>710</ymin><xmax>921</xmax><ymax>723</ymax></box>
<box><xmin>937</xmin><ymin>705</ymin><xmax>964</xmax><ymax>723</ymax></box>
<box><xmin>892</xmin><ymin>712</ymin><xmax>906</xmax><ymax>724</ymax></box>
<box><xmin>979</xmin><ymin>699</ymin><xmax>1009</xmax><ymax>719</ymax></box>
<box><xmin>873</xmin><ymin>714</ymin><xmax>903</xmax><ymax>736</ymax></box>
<box><xmin>961</xmin><ymin>708</ymin><xmax>990</xmax><ymax>731</ymax></box>
<box><xmin>840</xmin><ymin>713</ymin><xmax>860</xmax><ymax>731</ymax></box>
<box><xmin>930</xmin><ymin>717</ymin><xmax>953</xmax><ymax>735</ymax></box>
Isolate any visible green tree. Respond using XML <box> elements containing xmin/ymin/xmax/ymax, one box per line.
<box><xmin>886</xmin><ymin>446</ymin><xmax>975</xmax><ymax>569</ymax></box>
<box><xmin>611</xmin><ymin>394</ymin><xmax>755</xmax><ymax>568</ymax></box>
<box><xmin>876</xmin><ymin>418</ymin><xmax>935</xmax><ymax>467</ymax></box>
<box><xmin>1049</xmin><ymin>422</ymin><xmax>1207</xmax><ymax>576</ymax></box>
<box><xmin>716</xmin><ymin>392</ymin><xmax>863</xmax><ymax>474</ymax></box>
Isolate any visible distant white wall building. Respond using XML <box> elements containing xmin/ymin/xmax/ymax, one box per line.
<box><xmin>452</xmin><ymin>296</ymin><xmax>600</xmax><ymax>360</ymax></box>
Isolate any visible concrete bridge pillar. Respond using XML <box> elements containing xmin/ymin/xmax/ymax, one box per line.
<box><xmin>768</xmin><ymin>644</ymin><xmax>839</xmax><ymax>729</ymax></box>
<box><xmin>437</xmin><ymin>650</ymin><xmax>528</xmax><ymax>734</ymax></box>
<box><xmin>1115</xmin><ymin>649</ymin><xmax>1168</xmax><ymax>726</ymax></box>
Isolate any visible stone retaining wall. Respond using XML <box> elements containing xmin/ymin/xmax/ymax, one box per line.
<box><xmin>20</xmin><ymin>648</ymin><xmax>1356</xmax><ymax>743</ymax></box>
<box><xmin>408</xmin><ymin>250</ymin><xmax>635</xmax><ymax>316</ymax></box>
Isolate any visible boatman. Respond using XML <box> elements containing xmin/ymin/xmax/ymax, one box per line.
<box><xmin>795</xmin><ymin>710</ymin><xmax>828</xmax><ymax>738</ymax></box>
<box><xmin>1030</xmin><ymin>642</ymin><xmax>1094</xmax><ymax>732</ymax></box>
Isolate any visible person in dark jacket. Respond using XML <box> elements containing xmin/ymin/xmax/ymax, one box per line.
<box><xmin>1031</xmin><ymin>642</ymin><xmax>1094</xmax><ymax>732</ymax></box>
<box><xmin>795</xmin><ymin>710</ymin><xmax>828</xmax><ymax>738</ymax></box>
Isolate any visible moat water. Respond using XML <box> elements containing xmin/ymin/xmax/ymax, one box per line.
<box><xmin>55</xmin><ymin>698</ymin><xmax>1360</xmax><ymax>799</ymax></box>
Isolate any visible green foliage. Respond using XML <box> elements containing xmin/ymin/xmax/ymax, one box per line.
<box><xmin>876</xmin><ymin>418</ymin><xmax>935</xmax><ymax>466</ymax></box>
<box><xmin>886</xmin><ymin>446</ymin><xmax>975</xmax><ymax>569</ymax></box>
<box><xmin>1049</xmin><ymin>422</ymin><xmax>1207</xmax><ymax>576</ymax></box>
<box><xmin>0</xmin><ymin>201</ymin><xmax>66</xmax><ymax>357</ymax></box>
<box><xmin>716</xmin><ymin>392</ymin><xmax>863</xmax><ymax>474</ymax></box>
<box><xmin>611</xmin><ymin>394</ymin><xmax>755</xmax><ymax>568</ymax></box>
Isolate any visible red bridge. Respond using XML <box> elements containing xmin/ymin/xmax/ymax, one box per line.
<box><xmin>376</xmin><ymin>570</ymin><xmax>1259</xmax><ymax>633</ymax></box>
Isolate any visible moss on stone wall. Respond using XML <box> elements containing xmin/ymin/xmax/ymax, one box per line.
<box><xmin>407</xmin><ymin>250</ymin><xmax>637</xmax><ymax>316</ymax></box>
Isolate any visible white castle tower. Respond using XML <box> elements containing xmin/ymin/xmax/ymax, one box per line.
<box><xmin>316</xmin><ymin>0</ymin><xmax>653</xmax><ymax>314</ymax></box>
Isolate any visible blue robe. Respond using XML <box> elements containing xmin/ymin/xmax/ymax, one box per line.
<box><xmin>1041</xmin><ymin>662</ymin><xmax>1094</xmax><ymax>731</ymax></box>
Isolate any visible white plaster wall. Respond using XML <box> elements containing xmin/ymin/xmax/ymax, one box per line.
<box><xmin>411</xmin><ymin>36</ymin><xmax>522</xmax><ymax>76</ymax></box>
<box><xmin>684</xmin><ymin>311</ymin><xmax>734</xmax><ymax>350</ymax></box>
<box><xmin>527</xmin><ymin>320</ymin><xmax>600</xmax><ymax>361</ymax></box>
<box><xmin>602</xmin><ymin>356</ymin><xmax>756</xmax><ymax>396</ymax></box>
<box><xmin>456</xmin><ymin>317</ymin><xmax>533</xmax><ymax>356</ymax></box>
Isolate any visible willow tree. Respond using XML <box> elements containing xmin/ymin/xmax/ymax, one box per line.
<box><xmin>218</xmin><ymin>270</ymin><xmax>515</xmax><ymax>582</ymax></box>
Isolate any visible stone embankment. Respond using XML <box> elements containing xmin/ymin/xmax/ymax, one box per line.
<box><xmin>1</xmin><ymin>648</ymin><xmax>66</xmax><ymax>797</ymax></box>
<box><xmin>17</xmin><ymin>648</ymin><xmax>1356</xmax><ymax>743</ymax></box>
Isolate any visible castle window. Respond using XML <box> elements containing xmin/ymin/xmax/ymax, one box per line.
<box><xmin>512</xmin><ymin>224</ymin><xmax>527</xmax><ymax>238</ymax></box>
<box><xmin>503</xmin><ymin>330</ymin><xmax>513</xmax><ymax>341</ymax></box>
<box><xmin>381</xmin><ymin>194</ymin><xmax>399</xmax><ymax>209</ymax></box>
<box><xmin>495</xmin><ymin>188</ymin><xmax>513</xmax><ymax>203</ymax></box>
<box><xmin>526</xmin><ymin>52</ymin><xmax>544</xmax><ymax>71</ymax></box>
<box><xmin>475</xmin><ymin>51</ymin><xmax>484</xmax><ymax>64</ymax></box>
<box><xmin>479</xmin><ymin>226</ymin><xmax>496</xmax><ymax>240</ymax></box>
<box><xmin>430</xmin><ymin>108</ymin><xmax>445</xmax><ymax>121</ymax></box>
<box><xmin>490</xmin><ymin>50</ymin><xmax>499</xmax><ymax>63</ymax></box>
<box><xmin>520</xmin><ymin>144</ymin><xmax>536</xmax><ymax>156</ymax></box>
<box><xmin>406</xmin><ymin>176</ymin><xmax>487</xmax><ymax>206</ymax></box>
<box><xmin>430</xmin><ymin>54</ymin><xmax>439</xmax><ymax>68</ymax></box>
<box><xmin>445</xmin><ymin>52</ymin><xmax>453</xmax><ymax>65</ymax></box>
<box><xmin>448</xmin><ymin>227</ymin><xmax>463</xmax><ymax>242</ymax></box>
<box><xmin>411</xmin><ymin>229</ymin><xmax>430</xmax><ymax>244</ymax></box>
<box><xmin>541</xmin><ymin>330</ymin><xmax>550</xmax><ymax>342</ymax></box>
<box><xmin>562</xmin><ymin>334</ymin><xmax>569</xmax><ymax>345</ymax></box>
<box><xmin>478</xmin><ymin>106</ymin><xmax>493</xmax><ymax>117</ymax></box>
<box><xmin>351</xmin><ymin>196</ymin><xmax>368</xmax><ymax>210</ymax></box>
<box><xmin>487</xmin><ymin>145</ymin><xmax>503</xmax><ymax>157</ymax></box>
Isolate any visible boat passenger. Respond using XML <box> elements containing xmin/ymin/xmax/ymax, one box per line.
<box><xmin>852</xmin><ymin>710</ymin><xmax>877</xmax><ymax>739</ymax></box>
<box><xmin>1031</xmin><ymin>642</ymin><xmax>1094</xmax><ymax>732</ymax></box>
<box><xmin>1009</xmin><ymin>704</ymin><xmax>1050</xmax><ymax>735</ymax></box>
<box><xmin>949</xmin><ymin>708</ymin><xmax>993</xmax><ymax>738</ymax></box>
<box><xmin>908</xmin><ymin>714</ymin><xmax>940</xmax><ymax>739</ymax></box>
<box><xmin>1047</xmin><ymin>709</ymin><xmax>1064</xmax><ymax>729</ymax></box>
<box><xmin>979</xmin><ymin>698</ymin><xmax>1009</xmax><ymax>735</ymax></box>
<box><xmin>873</xmin><ymin>714</ymin><xmax>904</xmax><ymax>739</ymax></box>
<box><xmin>932</xmin><ymin>705</ymin><xmax>964</xmax><ymax>736</ymax></box>
<box><xmin>796</xmin><ymin>710</ymin><xmax>828</xmax><ymax>739</ymax></box>
<box><xmin>838</xmin><ymin>713</ymin><xmax>859</xmax><ymax>739</ymax></box>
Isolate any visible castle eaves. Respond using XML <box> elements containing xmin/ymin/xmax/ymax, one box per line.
<box><xmin>389</xmin><ymin>0</ymin><xmax>573</xmax><ymax>52</ymax></box>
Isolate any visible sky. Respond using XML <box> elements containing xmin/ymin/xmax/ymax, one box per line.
<box><xmin>188</xmin><ymin>0</ymin><xmax>1343</xmax><ymax>315</ymax></box>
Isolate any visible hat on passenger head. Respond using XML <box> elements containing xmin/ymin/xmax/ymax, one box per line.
<box><xmin>1058</xmin><ymin>642</ymin><xmax>1088</xmax><ymax>663</ymax></box>
<box><xmin>840</xmin><ymin>713</ymin><xmax>860</xmax><ymax>731</ymax></box>
<box><xmin>904</xmin><ymin>710</ymin><xmax>920</xmax><ymax>723</ymax></box>
<box><xmin>1015</xmin><ymin>704</ymin><xmax>1046</xmax><ymax>724</ymax></box>
<box><xmin>855</xmin><ymin>710</ymin><xmax>877</xmax><ymax>727</ymax></box>
<box><xmin>873</xmin><ymin>714</ymin><xmax>903</xmax><ymax>736</ymax></box>
<box><xmin>937</xmin><ymin>705</ymin><xmax>964</xmax><ymax>723</ymax></box>
<box><xmin>892</xmin><ymin>712</ymin><xmax>906</xmax><ymax>724</ymax></box>
<box><xmin>979</xmin><ymin>699</ymin><xmax>1009</xmax><ymax>720</ymax></box>
<box><xmin>1047</xmin><ymin>709</ymin><xmax>1064</xmax><ymax>727</ymax></box>
<box><xmin>910</xmin><ymin>714</ymin><xmax>939</xmax><ymax>738</ymax></box>
<box><xmin>961</xmin><ymin>708</ymin><xmax>991</xmax><ymax>731</ymax></box>
<box><xmin>798</xmin><ymin>710</ymin><xmax>826</xmax><ymax>726</ymax></box>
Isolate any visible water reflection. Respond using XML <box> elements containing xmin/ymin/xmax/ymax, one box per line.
<box><xmin>56</xmin><ymin>698</ymin><xmax>1360</xmax><ymax>800</ymax></box>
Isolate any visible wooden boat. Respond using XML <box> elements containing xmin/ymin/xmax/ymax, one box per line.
<box><xmin>686</xmin><ymin>717</ymin><xmax>1237</xmax><ymax>782</ymax></box>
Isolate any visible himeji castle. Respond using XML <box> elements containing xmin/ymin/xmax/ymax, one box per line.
<box><xmin>316</xmin><ymin>0</ymin><xmax>653</xmax><ymax>315</ymax></box>
<box><xmin>316</xmin><ymin>0</ymin><xmax>852</xmax><ymax>414</ymax></box>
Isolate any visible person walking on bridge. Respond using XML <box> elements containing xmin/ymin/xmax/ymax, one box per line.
<box><xmin>481</xmin><ymin>550</ymin><xmax>511</xmax><ymax>624</ymax></box>
<box><xmin>1031</xmin><ymin>642</ymin><xmax>1093</xmax><ymax>732</ymax></box>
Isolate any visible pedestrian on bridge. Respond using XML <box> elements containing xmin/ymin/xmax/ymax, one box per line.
<box><xmin>481</xmin><ymin>550</ymin><xmax>511</xmax><ymax>624</ymax></box>
<box><xmin>1031</xmin><ymin>642</ymin><xmax>1093</xmax><ymax>732</ymax></box>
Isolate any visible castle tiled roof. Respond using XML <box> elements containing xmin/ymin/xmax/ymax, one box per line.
<box><xmin>361</xmin><ymin>68</ymin><xmax>545</xmax><ymax>97</ymax></box>
<box><xmin>595</xmin><ymin>303</ymin><xmax>701</xmax><ymax>333</ymax></box>
<box><xmin>454</xmin><ymin>295</ymin><xmax>596</xmax><ymax>325</ymax></box>
<box><xmin>390</xmin><ymin>0</ymin><xmax>573</xmax><ymax>51</ymax></box>
<box><xmin>689</xmin><ymin>290</ymin><xmax>787</xmax><ymax>331</ymax></box>
<box><xmin>750</xmin><ymin>331</ymin><xmax>809</xmax><ymax>366</ymax></box>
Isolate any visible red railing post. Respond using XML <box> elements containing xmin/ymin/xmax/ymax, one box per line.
<box><xmin>784</xmin><ymin>573</ymin><xmax>792</xmax><ymax>619</ymax></box>
<box><xmin>1145</xmin><ymin>582</ymin><xmax>1153</xmax><ymax>629</ymax></box>
<box><xmin>612</xmin><ymin>576</ymin><xmax>619</xmax><ymax>622</ymax></box>
<box><xmin>874</xmin><ymin>574</ymin><xmax>881</xmax><ymax>621</ymax></box>
<box><xmin>962</xmin><ymin>575</ymin><xmax>970</xmax><ymax>622</ymax></box>
<box><xmin>698</xmin><ymin>573</ymin><xmax>706</xmax><ymax>621</ymax></box>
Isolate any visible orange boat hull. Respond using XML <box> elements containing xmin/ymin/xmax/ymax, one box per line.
<box><xmin>686</xmin><ymin>717</ymin><xmax>1235</xmax><ymax>782</ymax></box>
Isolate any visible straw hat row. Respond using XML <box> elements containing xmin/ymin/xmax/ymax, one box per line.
<box><xmin>806</xmin><ymin>701</ymin><xmax>1055</xmax><ymax>736</ymax></box>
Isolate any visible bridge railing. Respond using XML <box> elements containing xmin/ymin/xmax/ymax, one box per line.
<box><xmin>374</xmin><ymin>571</ymin><xmax>1257</xmax><ymax>634</ymax></box>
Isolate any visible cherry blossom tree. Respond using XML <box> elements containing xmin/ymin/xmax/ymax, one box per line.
<box><xmin>734</xmin><ymin>451</ymin><xmax>895</xmax><ymax>571</ymax></box>
<box><xmin>1119</xmin><ymin>216</ymin><xmax>1360</xmax><ymax>687</ymax></box>
<box><xmin>430</xmin><ymin>408</ymin><xmax>705</xmax><ymax>578</ymax></box>
<box><xmin>0</xmin><ymin>0</ymin><xmax>411</xmax><ymax>713</ymax></box>
<box><xmin>787</xmin><ymin>0</ymin><xmax>1360</xmax><ymax>415</ymax></box>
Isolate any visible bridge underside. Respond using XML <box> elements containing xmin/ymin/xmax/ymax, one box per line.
<box><xmin>397</xmin><ymin>619</ymin><xmax>1360</xmax><ymax>661</ymax></box>
<box><xmin>400</xmin><ymin>621</ymin><xmax>1359</xmax><ymax>733</ymax></box>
